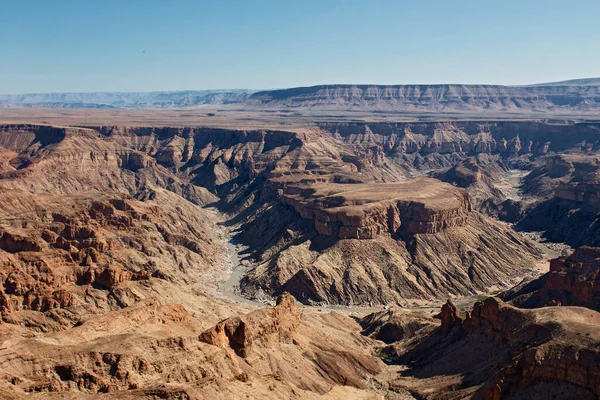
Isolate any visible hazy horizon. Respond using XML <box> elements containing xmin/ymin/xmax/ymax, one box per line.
<box><xmin>1</xmin><ymin>0</ymin><xmax>599</xmax><ymax>94</ymax></box>
<box><xmin>2</xmin><ymin>76</ymin><xmax>600</xmax><ymax>97</ymax></box>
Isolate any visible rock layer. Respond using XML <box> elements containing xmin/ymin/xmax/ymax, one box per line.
<box><xmin>199</xmin><ymin>292</ymin><xmax>301</xmax><ymax>357</ymax></box>
<box><xmin>502</xmin><ymin>246</ymin><xmax>600</xmax><ymax>310</ymax></box>
<box><xmin>383</xmin><ymin>296</ymin><xmax>600</xmax><ymax>399</ymax></box>
<box><xmin>277</xmin><ymin>178</ymin><xmax>471</xmax><ymax>239</ymax></box>
<box><xmin>245</xmin><ymin>82</ymin><xmax>600</xmax><ymax>114</ymax></box>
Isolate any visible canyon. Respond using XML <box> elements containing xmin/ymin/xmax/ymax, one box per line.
<box><xmin>0</xmin><ymin>107</ymin><xmax>599</xmax><ymax>399</ymax></box>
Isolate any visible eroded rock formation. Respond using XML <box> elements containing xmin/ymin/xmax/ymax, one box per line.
<box><xmin>377</xmin><ymin>296</ymin><xmax>600</xmax><ymax>399</ymax></box>
<box><xmin>1</xmin><ymin>119</ymin><xmax>597</xmax><ymax>398</ymax></box>
<box><xmin>502</xmin><ymin>246</ymin><xmax>600</xmax><ymax>310</ymax></box>
<box><xmin>277</xmin><ymin>177</ymin><xmax>472</xmax><ymax>239</ymax></box>
<box><xmin>199</xmin><ymin>292</ymin><xmax>301</xmax><ymax>357</ymax></box>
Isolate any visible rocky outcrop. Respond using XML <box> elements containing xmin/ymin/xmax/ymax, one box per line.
<box><xmin>438</xmin><ymin>299</ymin><xmax>463</xmax><ymax>334</ymax></box>
<box><xmin>87</xmin><ymin>265</ymin><xmax>150</xmax><ymax>289</ymax></box>
<box><xmin>434</xmin><ymin>156</ymin><xmax>510</xmax><ymax>213</ymax></box>
<box><xmin>384</xmin><ymin>296</ymin><xmax>600</xmax><ymax>399</ymax></box>
<box><xmin>547</xmin><ymin>154</ymin><xmax>600</xmax><ymax>207</ymax></box>
<box><xmin>360</xmin><ymin>308</ymin><xmax>436</xmax><ymax>343</ymax></box>
<box><xmin>502</xmin><ymin>247</ymin><xmax>600</xmax><ymax>310</ymax></box>
<box><xmin>199</xmin><ymin>292</ymin><xmax>300</xmax><ymax>357</ymax></box>
<box><xmin>0</xmin><ymin>231</ymin><xmax>47</xmax><ymax>253</ymax></box>
<box><xmin>436</xmin><ymin>157</ymin><xmax>485</xmax><ymax>187</ymax></box>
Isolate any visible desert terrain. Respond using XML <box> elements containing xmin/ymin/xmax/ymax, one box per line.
<box><xmin>1</xmin><ymin>82</ymin><xmax>600</xmax><ymax>399</ymax></box>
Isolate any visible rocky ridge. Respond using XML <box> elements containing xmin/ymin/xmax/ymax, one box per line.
<box><xmin>245</xmin><ymin>82</ymin><xmax>600</xmax><ymax>113</ymax></box>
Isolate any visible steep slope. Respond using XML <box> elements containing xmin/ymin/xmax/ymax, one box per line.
<box><xmin>518</xmin><ymin>154</ymin><xmax>600</xmax><ymax>247</ymax></box>
<box><xmin>501</xmin><ymin>246</ymin><xmax>600</xmax><ymax>310</ymax></box>
<box><xmin>380</xmin><ymin>297</ymin><xmax>600</xmax><ymax>399</ymax></box>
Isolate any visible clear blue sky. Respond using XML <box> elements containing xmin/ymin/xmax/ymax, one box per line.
<box><xmin>1</xmin><ymin>0</ymin><xmax>599</xmax><ymax>93</ymax></box>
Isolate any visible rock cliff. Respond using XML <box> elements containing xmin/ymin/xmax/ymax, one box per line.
<box><xmin>502</xmin><ymin>246</ymin><xmax>600</xmax><ymax>310</ymax></box>
<box><xmin>199</xmin><ymin>292</ymin><xmax>301</xmax><ymax>357</ymax></box>
<box><xmin>276</xmin><ymin>177</ymin><xmax>471</xmax><ymax>239</ymax></box>
<box><xmin>518</xmin><ymin>155</ymin><xmax>600</xmax><ymax>247</ymax></box>
<box><xmin>379</xmin><ymin>296</ymin><xmax>600</xmax><ymax>399</ymax></box>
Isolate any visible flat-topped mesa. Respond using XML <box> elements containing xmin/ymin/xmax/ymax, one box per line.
<box><xmin>276</xmin><ymin>177</ymin><xmax>472</xmax><ymax>239</ymax></box>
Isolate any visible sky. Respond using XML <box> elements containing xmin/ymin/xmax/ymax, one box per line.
<box><xmin>0</xmin><ymin>0</ymin><xmax>599</xmax><ymax>94</ymax></box>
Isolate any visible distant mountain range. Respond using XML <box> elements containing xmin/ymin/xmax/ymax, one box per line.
<box><xmin>245</xmin><ymin>78</ymin><xmax>600</xmax><ymax>113</ymax></box>
<box><xmin>0</xmin><ymin>90</ymin><xmax>254</xmax><ymax>109</ymax></box>
<box><xmin>2</xmin><ymin>78</ymin><xmax>600</xmax><ymax>113</ymax></box>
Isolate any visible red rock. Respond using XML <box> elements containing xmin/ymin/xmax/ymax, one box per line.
<box><xmin>438</xmin><ymin>299</ymin><xmax>463</xmax><ymax>334</ymax></box>
<box><xmin>199</xmin><ymin>292</ymin><xmax>300</xmax><ymax>357</ymax></box>
<box><xmin>0</xmin><ymin>231</ymin><xmax>46</xmax><ymax>253</ymax></box>
<box><xmin>94</xmin><ymin>266</ymin><xmax>149</xmax><ymax>289</ymax></box>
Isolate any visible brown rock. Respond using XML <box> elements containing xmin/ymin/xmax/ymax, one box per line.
<box><xmin>438</xmin><ymin>299</ymin><xmax>463</xmax><ymax>334</ymax></box>
<box><xmin>199</xmin><ymin>292</ymin><xmax>300</xmax><ymax>357</ymax></box>
<box><xmin>502</xmin><ymin>246</ymin><xmax>600</xmax><ymax>310</ymax></box>
<box><xmin>277</xmin><ymin>177</ymin><xmax>472</xmax><ymax>239</ymax></box>
<box><xmin>94</xmin><ymin>266</ymin><xmax>149</xmax><ymax>289</ymax></box>
<box><xmin>0</xmin><ymin>231</ymin><xmax>46</xmax><ymax>253</ymax></box>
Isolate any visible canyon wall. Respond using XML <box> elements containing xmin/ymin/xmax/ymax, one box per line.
<box><xmin>319</xmin><ymin>121</ymin><xmax>600</xmax><ymax>158</ymax></box>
